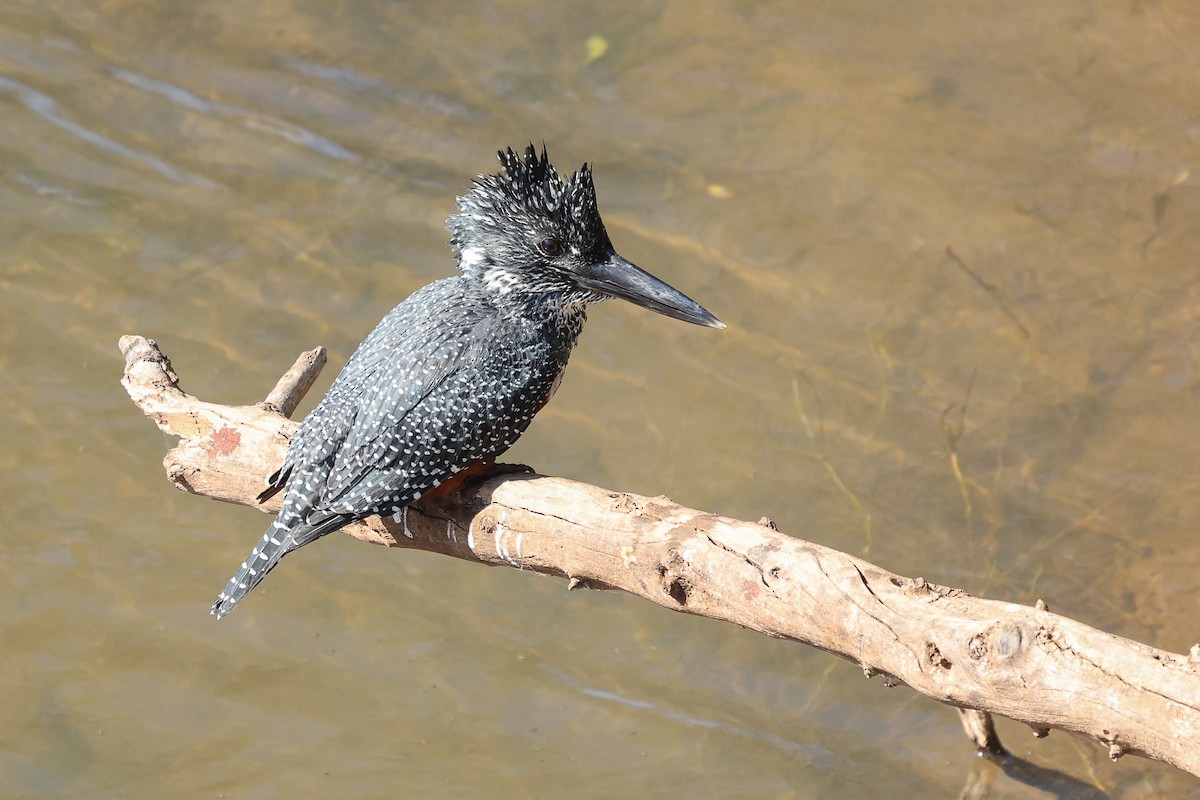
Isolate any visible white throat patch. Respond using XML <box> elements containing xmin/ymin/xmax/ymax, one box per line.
<box><xmin>461</xmin><ymin>246</ymin><xmax>519</xmax><ymax>295</ymax></box>
<box><xmin>459</xmin><ymin>246</ymin><xmax>487</xmax><ymax>272</ymax></box>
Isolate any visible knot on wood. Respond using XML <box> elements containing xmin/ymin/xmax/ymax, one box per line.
<box><xmin>926</xmin><ymin>641</ymin><xmax>952</xmax><ymax>671</ymax></box>
<box><xmin>166</xmin><ymin>462</ymin><xmax>197</xmax><ymax>493</ymax></box>
<box><xmin>665</xmin><ymin>577</ymin><xmax>690</xmax><ymax>605</ymax></box>
<box><xmin>658</xmin><ymin>549</ymin><xmax>692</xmax><ymax>606</ymax></box>
<box><xmin>967</xmin><ymin>621</ymin><xmax>1026</xmax><ymax>665</ymax></box>
<box><xmin>608</xmin><ymin>492</ymin><xmax>640</xmax><ymax>515</ymax></box>
<box><xmin>893</xmin><ymin>575</ymin><xmax>931</xmax><ymax>596</ymax></box>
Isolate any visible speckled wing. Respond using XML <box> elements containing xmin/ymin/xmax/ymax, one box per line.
<box><xmin>308</xmin><ymin>283</ymin><xmax>564</xmax><ymax>521</ymax></box>
<box><xmin>261</xmin><ymin>278</ymin><xmax>466</xmax><ymax>502</ymax></box>
<box><xmin>212</xmin><ymin>280</ymin><xmax>485</xmax><ymax>618</ymax></box>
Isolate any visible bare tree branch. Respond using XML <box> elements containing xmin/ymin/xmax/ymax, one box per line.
<box><xmin>119</xmin><ymin>334</ymin><xmax>1200</xmax><ymax>779</ymax></box>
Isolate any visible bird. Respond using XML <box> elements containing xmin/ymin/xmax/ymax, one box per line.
<box><xmin>211</xmin><ymin>144</ymin><xmax>723</xmax><ymax>619</ymax></box>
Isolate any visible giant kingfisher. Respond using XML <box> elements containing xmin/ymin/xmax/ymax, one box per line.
<box><xmin>212</xmin><ymin>145</ymin><xmax>723</xmax><ymax>619</ymax></box>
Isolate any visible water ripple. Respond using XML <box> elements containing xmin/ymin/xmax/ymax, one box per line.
<box><xmin>0</xmin><ymin>74</ymin><xmax>220</xmax><ymax>189</ymax></box>
<box><xmin>540</xmin><ymin>664</ymin><xmax>835</xmax><ymax>764</ymax></box>
<box><xmin>280</xmin><ymin>55</ymin><xmax>489</xmax><ymax>123</ymax></box>
<box><xmin>113</xmin><ymin>68</ymin><xmax>361</xmax><ymax>163</ymax></box>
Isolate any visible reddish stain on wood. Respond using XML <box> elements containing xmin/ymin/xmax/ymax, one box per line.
<box><xmin>205</xmin><ymin>426</ymin><xmax>241</xmax><ymax>456</ymax></box>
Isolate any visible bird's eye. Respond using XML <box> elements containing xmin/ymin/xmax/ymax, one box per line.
<box><xmin>538</xmin><ymin>236</ymin><xmax>563</xmax><ymax>256</ymax></box>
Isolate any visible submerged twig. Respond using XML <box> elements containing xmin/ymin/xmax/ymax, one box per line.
<box><xmin>945</xmin><ymin>246</ymin><xmax>1031</xmax><ymax>340</ymax></box>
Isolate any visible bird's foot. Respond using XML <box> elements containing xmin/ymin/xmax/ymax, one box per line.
<box><xmin>481</xmin><ymin>462</ymin><xmax>535</xmax><ymax>481</ymax></box>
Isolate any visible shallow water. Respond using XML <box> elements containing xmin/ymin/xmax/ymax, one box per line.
<box><xmin>2</xmin><ymin>1</ymin><xmax>1199</xmax><ymax>797</ymax></box>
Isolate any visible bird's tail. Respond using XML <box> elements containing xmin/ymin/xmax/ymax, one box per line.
<box><xmin>211</xmin><ymin>509</ymin><xmax>354</xmax><ymax>619</ymax></box>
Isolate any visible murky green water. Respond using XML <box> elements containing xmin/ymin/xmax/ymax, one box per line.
<box><xmin>2</xmin><ymin>1</ymin><xmax>1198</xmax><ymax>797</ymax></box>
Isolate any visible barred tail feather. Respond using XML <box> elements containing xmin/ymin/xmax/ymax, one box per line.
<box><xmin>210</xmin><ymin>509</ymin><xmax>355</xmax><ymax>619</ymax></box>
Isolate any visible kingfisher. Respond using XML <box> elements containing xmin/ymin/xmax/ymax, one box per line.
<box><xmin>211</xmin><ymin>145</ymin><xmax>723</xmax><ymax>619</ymax></box>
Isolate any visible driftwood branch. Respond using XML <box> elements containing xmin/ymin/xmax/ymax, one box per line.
<box><xmin>119</xmin><ymin>335</ymin><xmax>1200</xmax><ymax>780</ymax></box>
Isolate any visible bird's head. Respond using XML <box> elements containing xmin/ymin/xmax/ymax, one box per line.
<box><xmin>448</xmin><ymin>145</ymin><xmax>723</xmax><ymax>329</ymax></box>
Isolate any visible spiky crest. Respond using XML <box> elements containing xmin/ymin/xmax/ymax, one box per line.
<box><xmin>445</xmin><ymin>144</ymin><xmax>611</xmax><ymax>299</ymax></box>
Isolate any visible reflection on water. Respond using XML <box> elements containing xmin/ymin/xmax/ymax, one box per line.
<box><xmin>2</xmin><ymin>0</ymin><xmax>1198</xmax><ymax>797</ymax></box>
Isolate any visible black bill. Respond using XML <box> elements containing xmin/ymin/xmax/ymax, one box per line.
<box><xmin>576</xmin><ymin>251</ymin><xmax>724</xmax><ymax>329</ymax></box>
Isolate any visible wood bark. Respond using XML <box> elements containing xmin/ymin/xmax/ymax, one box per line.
<box><xmin>119</xmin><ymin>334</ymin><xmax>1200</xmax><ymax>779</ymax></box>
